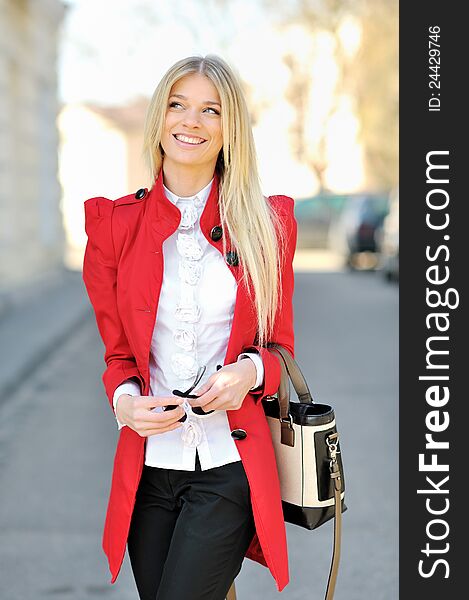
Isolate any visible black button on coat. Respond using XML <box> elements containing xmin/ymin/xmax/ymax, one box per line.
<box><xmin>225</xmin><ymin>251</ymin><xmax>239</xmax><ymax>266</ymax></box>
<box><xmin>231</xmin><ymin>429</ymin><xmax>247</xmax><ymax>440</ymax></box>
<box><xmin>210</xmin><ymin>225</ymin><xmax>223</xmax><ymax>241</ymax></box>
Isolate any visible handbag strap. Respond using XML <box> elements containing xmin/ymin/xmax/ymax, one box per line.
<box><xmin>266</xmin><ymin>343</ymin><xmax>313</xmax><ymax>446</ymax></box>
<box><xmin>265</xmin><ymin>344</ymin><xmax>343</xmax><ymax>600</ymax></box>
<box><xmin>325</xmin><ymin>433</ymin><xmax>343</xmax><ymax>600</ymax></box>
<box><xmin>266</xmin><ymin>346</ymin><xmax>295</xmax><ymax>446</ymax></box>
<box><xmin>266</xmin><ymin>343</ymin><xmax>314</xmax><ymax>403</ymax></box>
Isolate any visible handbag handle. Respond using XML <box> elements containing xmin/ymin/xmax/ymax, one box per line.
<box><xmin>264</xmin><ymin>343</ymin><xmax>314</xmax><ymax>447</ymax></box>
<box><xmin>266</xmin><ymin>343</ymin><xmax>314</xmax><ymax>404</ymax></box>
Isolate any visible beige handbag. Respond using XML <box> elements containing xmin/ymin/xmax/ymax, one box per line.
<box><xmin>227</xmin><ymin>343</ymin><xmax>346</xmax><ymax>600</ymax></box>
<box><xmin>262</xmin><ymin>343</ymin><xmax>346</xmax><ymax>600</ymax></box>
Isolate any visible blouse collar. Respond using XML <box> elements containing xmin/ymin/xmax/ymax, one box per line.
<box><xmin>163</xmin><ymin>177</ymin><xmax>214</xmax><ymax>210</ymax></box>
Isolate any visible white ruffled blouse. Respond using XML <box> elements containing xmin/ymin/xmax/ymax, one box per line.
<box><xmin>112</xmin><ymin>178</ymin><xmax>264</xmax><ymax>471</ymax></box>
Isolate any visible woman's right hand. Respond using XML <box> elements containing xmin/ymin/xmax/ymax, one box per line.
<box><xmin>116</xmin><ymin>394</ymin><xmax>186</xmax><ymax>437</ymax></box>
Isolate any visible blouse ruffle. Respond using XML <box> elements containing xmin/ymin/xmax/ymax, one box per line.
<box><xmin>170</xmin><ymin>201</ymin><xmax>208</xmax><ymax>449</ymax></box>
<box><xmin>176</xmin><ymin>233</ymin><xmax>203</xmax><ymax>260</ymax></box>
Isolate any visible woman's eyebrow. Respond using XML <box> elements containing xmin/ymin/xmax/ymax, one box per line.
<box><xmin>169</xmin><ymin>93</ymin><xmax>221</xmax><ymax>107</ymax></box>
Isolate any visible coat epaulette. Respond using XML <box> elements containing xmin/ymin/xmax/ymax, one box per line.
<box><xmin>114</xmin><ymin>187</ymin><xmax>149</xmax><ymax>207</ymax></box>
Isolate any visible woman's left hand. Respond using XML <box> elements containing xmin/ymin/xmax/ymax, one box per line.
<box><xmin>189</xmin><ymin>359</ymin><xmax>257</xmax><ymax>412</ymax></box>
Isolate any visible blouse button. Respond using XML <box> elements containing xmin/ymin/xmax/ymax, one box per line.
<box><xmin>135</xmin><ymin>188</ymin><xmax>146</xmax><ymax>199</ymax></box>
<box><xmin>210</xmin><ymin>225</ymin><xmax>223</xmax><ymax>241</ymax></box>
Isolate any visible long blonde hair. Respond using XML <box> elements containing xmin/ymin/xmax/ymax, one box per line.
<box><xmin>142</xmin><ymin>54</ymin><xmax>288</xmax><ymax>348</ymax></box>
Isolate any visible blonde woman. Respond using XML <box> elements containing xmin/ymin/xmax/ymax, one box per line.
<box><xmin>82</xmin><ymin>54</ymin><xmax>297</xmax><ymax>599</ymax></box>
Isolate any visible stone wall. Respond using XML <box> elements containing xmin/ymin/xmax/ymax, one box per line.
<box><xmin>0</xmin><ymin>0</ymin><xmax>66</xmax><ymax>290</ymax></box>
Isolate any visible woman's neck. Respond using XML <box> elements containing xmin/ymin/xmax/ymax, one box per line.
<box><xmin>161</xmin><ymin>161</ymin><xmax>215</xmax><ymax>197</ymax></box>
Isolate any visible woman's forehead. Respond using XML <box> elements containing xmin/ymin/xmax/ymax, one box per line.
<box><xmin>171</xmin><ymin>73</ymin><xmax>220</xmax><ymax>100</ymax></box>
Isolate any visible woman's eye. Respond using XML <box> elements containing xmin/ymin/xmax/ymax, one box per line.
<box><xmin>169</xmin><ymin>101</ymin><xmax>182</xmax><ymax>108</ymax></box>
<box><xmin>204</xmin><ymin>107</ymin><xmax>220</xmax><ymax>115</ymax></box>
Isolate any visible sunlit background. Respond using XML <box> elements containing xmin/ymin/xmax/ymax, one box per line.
<box><xmin>0</xmin><ymin>0</ymin><xmax>398</xmax><ymax>293</ymax></box>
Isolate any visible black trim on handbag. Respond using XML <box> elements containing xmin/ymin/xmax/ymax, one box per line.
<box><xmin>262</xmin><ymin>343</ymin><xmax>347</xmax><ymax>600</ymax></box>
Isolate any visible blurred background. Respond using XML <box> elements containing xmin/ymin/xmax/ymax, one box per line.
<box><xmin>0</xmin><ymin>0</ymin><xmax>398</xmax><ymax>598</ymax></box>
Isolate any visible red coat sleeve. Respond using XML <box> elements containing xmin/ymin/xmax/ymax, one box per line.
<box><xmin>242</xmin><ymin>195</ymin><xmax>297</xmax><ymax>403</ymax></box>
<box><xmin>82</xmin><ymin>196</ymin><xmax>144</xmax><ymax>413</ymax></box>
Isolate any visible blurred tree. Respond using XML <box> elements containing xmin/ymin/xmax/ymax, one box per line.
<box><xmin>353</xmin><ymin>0</ymin><xmax>398</xmax><ymax>190</ymax></box>
<box><xmin>263</xmin><ymin>0</ymin><xmax>398</xmax><ymax>191</ymax></box>
<box><xmin>282</xmin><ymin>47</ymin><xmax>330</xmax><ymax>192</ymax></box>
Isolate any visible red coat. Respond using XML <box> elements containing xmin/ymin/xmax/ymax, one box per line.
<box><xmin>82</xmin><ymin>169</ymin><xmax>297</xmax><ymax>592</ymax></box>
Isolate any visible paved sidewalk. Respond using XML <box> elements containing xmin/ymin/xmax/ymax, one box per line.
<box><xmin>0</xmin><ymin>267</ymin><xmax>91</xmax><ymax>405</ymax></box>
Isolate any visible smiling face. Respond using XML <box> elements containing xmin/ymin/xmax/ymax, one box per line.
<box><xmin>161</xmin><ymin>73</ymin><xmax>223</xmax><ymax>175</ymax></box>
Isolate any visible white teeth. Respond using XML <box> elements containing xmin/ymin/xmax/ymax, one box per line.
<box><xmin>175</xmin><ymin>134</ymin><xmax>206</xmax><ymax>145</ymax></box>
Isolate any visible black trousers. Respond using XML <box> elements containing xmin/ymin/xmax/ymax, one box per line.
<box><xmin>127</xmin><ymin>451</ymin><xmax>256</xmax><ymax>600</ymax></box>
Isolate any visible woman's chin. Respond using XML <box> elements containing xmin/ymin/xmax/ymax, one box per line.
<box><xmin>164</xmin><ymin>153</ymin><xmax>217</xmax><ymax>171</ymax></box>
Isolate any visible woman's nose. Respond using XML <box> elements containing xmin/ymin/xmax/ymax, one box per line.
<box><xmin>181</xmin><ymin>109</ymin><xmax>201</xmax><ymax>128</ymax></box>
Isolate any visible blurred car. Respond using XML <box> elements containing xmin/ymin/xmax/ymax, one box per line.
<box><xmin>378</xmin><ymin>187</ymin><xmax>399</xmax><ymax>282</ymax></box>
<box><xmin>327</xmin><ymin>193</ymin><xmax>390</xmax><ymax>269</ymax></box>
<box><xmin>294</xmin><ymin>193</ymin><xmax>348</xmax><ymax>249</ymax></box>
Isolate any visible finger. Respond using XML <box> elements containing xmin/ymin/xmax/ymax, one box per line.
<box><xmin>192</xmin><ymin>373</ymin><xmax>220</xmax><ymax>397</ymax></box>
<box><xmin>134</xmin><ymin>407</ymin><xmax>185</xmax><ymax>428</ymax></box>
<box><xmin>203</xmin><ymin>392</ymin><xmax>241</xmax><ymax>412</ymax></box>
<box><xmin>189</xmin><ymin>387</ymin><xmax>218</xmax><ymax>407</ymax></box>
<box><xmin>199</xmin><ymin>398</ymin><xmax>224</xmax><ymax>412</ymax></box>
<box><xmin>142</xmin><ymin>421</ymin><xmax>184</xmax><ymax>437</ymax></box>
<box><xmin>140</xmin><ymin>396</ymin><xmax>184</xmax><ymax>408</ymax></box>
<box><xmin>192</xmin><ymin>383</ymin><xmax>210</xmax><ymax>396</ymax></box>
<box><xmin>194</xmin><ymin>393</ymin><xmax>230</xmax><ymax>412</ymax></box>
<box><xmin>145</xmin><ymin>406</ymin><xmax>186</xmax><ymax>424</ymax></box>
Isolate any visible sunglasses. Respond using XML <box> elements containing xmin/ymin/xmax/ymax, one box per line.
<box><xmin>164</xmin><ymin>364</ymin><xmax>223</xmax><ymax>422</ymax></box>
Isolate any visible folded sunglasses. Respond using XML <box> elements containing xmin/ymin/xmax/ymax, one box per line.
<box><xmin>163</xmin><ymin>364</ymin><xmax>223</xmax><ymax>422</ymax></box>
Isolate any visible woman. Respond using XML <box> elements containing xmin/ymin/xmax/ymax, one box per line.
<box><xmin>82</xmin><ymin>54</ymin><xmax>297</xmax><ymax>600</ymax></box>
